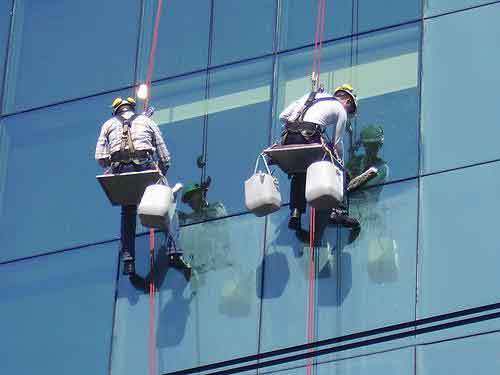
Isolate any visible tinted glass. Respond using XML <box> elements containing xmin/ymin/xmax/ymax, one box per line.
<box><xmin>425</xmin><ymin>0</ymin><xmax>492</xmax><ymax>17</ymax></box>
<box><xmin>3</xmin><ymin>0</ymin><xmax>139</xmax><ymax>113</ymax></box>
<box><xmin>111</xmin><ymin>214</ymin><xmax>265</xmax><ymax>374</ymax></box>
<box><xmin>418</xmin><ymin>163</ymin><xmax>500</xmax><ymax>341</ymax></box>
<box><xmin>0</xmin><ymin>0</ymin><xmax>12</xmax><ymax>111</ymax></box>
<box><xmin>279</xmin><ymin>0</ymin><xmax>353</xmax><ymax>51</ymax></box>
<box><xmin>419</xmin><ymin>333</ymin><xmax>500</xmax><ymax>374</ymax></box>
<box><xmin>421</xmin><ymin>4</ymin><xmax>500</xmax><ymax>174</ymax></box>
<box><xmin>0</xmin><ymin>243</ymin><xmax>118</xmax><ymax>374</ymax></box>
<box><xmin>211</xmin><ymin>0</ymin><xmax>276</xmax><ymax>66</ymax></box>
<box><xmin>357</xmin><ymin>0</ymin><xmax>421</xmax><ymax>33</ymax></box>
<box><xmin>136</xmin><ymin>0</ymin><xmax>211</xmax><ymax>81</ymax></box>
<box><xmin>0</xmin><ymin>90</ymin><xmax>135</xmax><ymax>262</ymax></box>
<box><xmin>206</xmin><ymin>58</ymin><xmax>273</xmax><ymax>215</ymax></box>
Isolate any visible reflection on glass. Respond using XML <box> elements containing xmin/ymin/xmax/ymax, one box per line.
<box><xmin>424</xmin><ymin>0</ymin><xmax>491</xmax><ymax>17</ymax></box>
<box><xmin>136</xmin><ymin>0</ymin><xmax>211</xmax><ymax>80</ymax></box>
<box><xmin>3</xmin><ymin>0</ymin><xmax>138</xmax><ymax>113</ymax></box>
<box><xmin>206</xmin><ymin>58</ymin><xmax>273</xmax><ymax>215</ymax></box>
<box><xmin>211</xmin><ymin>0</ymin><xmax>275</xmax><ymax>65</ymax></box>
<box><xmin>357</xmin><ymin>0</ymin><xmax>421</xmax><ymax>33</ymax></box>
<box><xmin>279</xmin><ymin>0</ymin><xmax>353</xmax><ymax>51</ymax></box>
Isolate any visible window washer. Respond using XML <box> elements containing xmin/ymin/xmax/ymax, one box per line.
<box><xmin>279</xmin><ymin>83</ymin><xmax>360</xmax><ymax>231</ymax></box>
<box><xmin>95</xmin><ymin>96</ymin><xmax>191</xmax><ymax>276</ymax></box>
<box><xmin>178</xmin><ymin>180</ymin><xmax>227</xmax><ymax>225</ymax></box>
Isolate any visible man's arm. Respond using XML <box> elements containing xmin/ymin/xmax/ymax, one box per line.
<box><xmin>149</xmin><ymin>119</ymin><xmax>171</xmax><ymax>174</ymax></box>
<box><xmin>95</xmin><ymin>122</ymin><xmax>111</xmax><ymax>167</ymax></box>
<box><xmin>279</xmin><ymin>93</ymin><xmax>308</xmax><ymax>123</ymax></box>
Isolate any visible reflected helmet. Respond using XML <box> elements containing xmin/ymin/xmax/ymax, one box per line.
<box><xmin>111</xmin><ymin>97</ymin><xmax>136</xmax><ymax>115</ymax></box>
<box><xmin>334</xmin><ymin>83</ymin><xmax>358</xmax><ymax>114</ymax></box>
<box><xmin>181</xmin><ymin>183</ymin><xmax>204</xmax><ymax>203</ymax></box>
<box><xmin>361</xmin><ymin>125</ymin><xmax>384</xmax><ymax>145</ymax></box>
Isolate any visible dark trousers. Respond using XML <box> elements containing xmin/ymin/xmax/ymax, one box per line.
<box><xmin>112</xmin><ymin>162</ymin><xmax>157</xmax><ymax>263</ymax></box>
<box><xmin>283</xmin><ymin>132</ymin><xmax>321</xmax><ymax>216</ymax></box>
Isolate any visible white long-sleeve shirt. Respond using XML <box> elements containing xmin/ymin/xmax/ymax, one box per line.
<box><xmin>95</xmin><ymin>110</ymin><xmax>171</xmax><ymax>168</ymax></box>
<box><xmin>279</xmin><ymin>91</ymin><xmax>348</xmax><ymax>157</ymax></box>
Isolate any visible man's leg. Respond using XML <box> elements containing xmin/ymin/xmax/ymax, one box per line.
<box><xmin>329</xmin><ymin>168</ymin><xmax>360</xmax><ymax>231</ymax></box>
<box><xmin>289</xmin><ymin>173</ymin><xmax>307</xmax><ymax>230</ymax></box>
<box><xmin>121</xmin><ymin>205</ymin><xmax>137</xmax><ymax>275</ymax></box>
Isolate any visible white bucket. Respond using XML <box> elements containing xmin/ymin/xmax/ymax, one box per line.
<box><xmin>138</xmin><ymin>184</ymin><xmax>173</xmax><ymax>229</ymax></box>
<box><xmin>305</xmin><ymin>160</ymin><xmax>343</xmax><ymax>210</ymax></box>
<box><xmin>244</xmin><ymin>154</ymin><xmax>281</xmax><ymax>217</ymax></box>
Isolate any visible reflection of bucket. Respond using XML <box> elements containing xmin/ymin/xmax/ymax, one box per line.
<box><xmin>367</xmin><ymin>238</ymin><xmax>399</xmax><ymax>283</ymax></box>
<box><xmin>219</xmin><ymin>273</ymin><xmax>253</xmax><ymax>317</ymax></box>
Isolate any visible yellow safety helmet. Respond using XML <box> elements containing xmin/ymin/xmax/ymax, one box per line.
<box><xmin>334</xmin><ymin>83</ymin><xmax>358</xmax><ymax>114</ymax></box>
<box><xmin>111</xmin><ymin>97</ymin><xmax>136</xmax><ymax>115</ymax></box>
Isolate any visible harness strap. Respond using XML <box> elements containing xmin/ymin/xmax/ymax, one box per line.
<box><xmin>116</xmin><ymin>113</ymin><xmax>139</xmax><ymax>156</ymax></box>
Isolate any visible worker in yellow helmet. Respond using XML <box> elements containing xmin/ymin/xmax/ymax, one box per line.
<box><xmin>279</xmin><ymin>82</ymin><xmax>360</xmax><ymax>231</ymax></box>
<box><xmin>95</xmin><ymin>96</ymin><xmax>190</xmax><ymax>277</ymax></box>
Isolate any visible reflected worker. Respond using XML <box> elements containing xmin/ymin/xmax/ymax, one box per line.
<box><xmin>178</xmin><ymin>181</ymin><xmax>227</xmax><ymax>225</ymax></box>
<box><xmin>95</xmin><ymin>96</ymin><xmax>190</xmax><ymax>276</ymax></box>
<box><xmin>279</xmin><ymin>83</ymin><xmax>360</xmax><ymax>231</ymax></box>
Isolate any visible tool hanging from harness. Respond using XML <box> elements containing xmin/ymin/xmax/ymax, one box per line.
<box><xmin>110</xmin><ymin>114</ymin><xmax>152</xmax><ymax>166</ymax></box>
<box><xmin>281</xmin><ymin>90</ymin><xmax>338</xmax><ymax>143</ymax></box>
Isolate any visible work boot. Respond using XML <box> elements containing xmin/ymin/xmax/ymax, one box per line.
<box><xmin>123</xmin><ymin>259</ymin><xmax>135</xmax><ymax>276</ymax></box>
<box><xmin>329</xmin><ymin>208</ymin><xmax>360</xmax><ymax>229</ymax></box>
<box><xmin>168</xmin><ymin>253</ymin><xmax>192</xmax><ymax>281</ymax></box>
<box><xmin>288</xmin><ymin>208</ymin><xmax>301</xmax><ymax>230</ymax></box>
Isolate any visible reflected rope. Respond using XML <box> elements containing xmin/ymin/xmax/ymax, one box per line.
<box><xmin>144</xmin><ymin>1</ymin><xmax>165</xmax><ymax>375</ymax></box>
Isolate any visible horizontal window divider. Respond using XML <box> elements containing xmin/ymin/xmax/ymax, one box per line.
<box><xmin>165</xmin><ymin>302</ymin><xmax>500</xmax><ymax>375</ymax></box>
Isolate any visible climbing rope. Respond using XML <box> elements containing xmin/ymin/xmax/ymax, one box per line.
<box><xmin>143</xmin><ymin>1</ymin><xmax>165</xmax><ymax>375</ymax></box>
<box><xmin>307</xmin><ymin>1</ymin><xmax>327</xmax><ymax>374</ymax></box>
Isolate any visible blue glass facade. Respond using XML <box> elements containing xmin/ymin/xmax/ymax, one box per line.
<box><xmin>1</xmin><ymin>1</ymin><xmax>500</xmax><ymax>374</ymax></box>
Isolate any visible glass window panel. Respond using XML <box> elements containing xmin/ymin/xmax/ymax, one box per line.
<box><xmin>421</xmin><ymin>4</ymin><xmax>500</xmax><ymax>174</ymax></box>
<box><xmin>0</xmin><ymin>90</ymin><xmax>135</xmax><ymax>262</ymax></box>
<box><xmin>279</xmin><ymin>0</ymin><xmax>353</xmax><ymax>51</ymax></box>
<box><xmin>350</xmin><ymin>24</ymin><xmax>420</xmax><ymax>183</ymax></box>
<box><xmin>3</xmin><ymin>0</ymin><xmax>139</xmax><ymax>113</ymax></box>
<box><xmin>425</xmin><ymin>0</ymin><xmax>492</xmax><ymax>17</ymax></box>
<box><xmin>419</xmin><ymin>332</ymin><xmax>500</xmax><ymax>374</ymax></box>
<box><xmin>0</xmin><ymin>0</ymin><xmax>13</xmax><ymax>111</ymax></box>
<box><xmin>357</xmin><ymin>0</ymin><xmax>421</xmax><ymax>33</ymax></box>
<box><xmin>317</xmin><ymin>180</ymin><xmax>418</xmax><ymax>361</ymax></box>
<box><xmin>418</xmin><ymin>163</ymin><xmax>500</xmax><ymax>341</ymax></box>
<box><xmin>144</xmin><ymin>73</ymin><xmax>206</xmax><ymax>224</ymax></box>
<box><xmin>211</xmin><ymin>0</ymin><xmax>276</xmax><ymax>66</ymax></box>
<box><xmin>206</xmin><ymin>58</ymin><xmax>273</xmax><ymax>216</ymax></box>
<box><xmin>0</xmin><ymin>243</ymin><xmax>118</xmax><ymax>375</ymax></box>
<box><xmin>317</xmin><ymin>347</ymin><xmax>414</xmax><ymax>375</ymax></box>
<box><xmin>111</xmin><ymin>214</ymin><xmax>265</xmax><ymax>374</ymax></box>
<box><xmin>136</xmin><ymin>0</ymin><xmax>211</xmax><ymax>81</ymax></box>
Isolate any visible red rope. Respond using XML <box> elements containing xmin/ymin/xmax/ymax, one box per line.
<box><xmin>306</xmin><ymin>208</ymin><xmax>316</xmax><ymax>375</ymax></box>
<box><xmin>149</xmin><ymin>229</ymin><xmax>157</xmax><ymax>375</ymax></box>
<box><xmin>144</xmin><ymin>0</ymin><xmax>164</xmax><ymax>110</ymax></box>
<box><xmin>144</xmin><ymin>1</ymin><xmax>165</xmax><ymax>374</ymax></box>
<box><xmin>312</xmin><ymin>0</ymin><xmax>327</xmax><ymax>83</ymax></box>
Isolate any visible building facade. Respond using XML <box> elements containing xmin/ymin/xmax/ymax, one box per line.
<box><xmin>1</xmin><ymin>0</ymin><xmax>500</xmax><ymax>374</ymax></box>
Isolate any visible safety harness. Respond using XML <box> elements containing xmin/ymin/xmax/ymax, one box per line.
<box><xmin>110</xmin><ymin>114</ymin><xmax>152</xmax><ymax>164</ymax></box>
<box><xmin>282</xmin><ymin>90</ymin><xmax>337</xmax><ymax>142</ymax></box>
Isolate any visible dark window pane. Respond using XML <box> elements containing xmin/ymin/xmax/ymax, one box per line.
<box><xmin>0</xmin><ymin>243</ymin><xmax>118</xmax><ymax>374</ymax></box>
<box><xmin>206</xmin><ymin>58</ymin><xmax>273</xmax><ymax>215</ymax></box>
<box><xmin>421</xmin><ymin>5</ymin><xmax>500</xmax><ymax>174</ymax></box>
<box><xmin>0</xmin><ymin>90</ymin><xmax>136</xmax><ymax>262</ymax></box>
<box><xmin>358</xmin><ymin>0</ymin><xmax>421</xmax><ymax>33</ymax></box>
<box><xmin>279</xmin><ymin>0</ymin><xmax>353</xmax><ymax>51</ymax></box>
<box><xmin>211</xmin><ymin>0</ymin><xmax>276</xmax><ymax>66</ymax></box>
<box><xmin>3</xmin><ymin>0</ymin><xmax>139</xmax><ymax>113</ymax></box>
<box><xmin>0</xmin><ymin>0</ymin><xmax>12</xmax><ymax>111</ymax></box>
<box><xmin>136</xmin><ymin>0</ymin><xmax>211</xmax><ymax>81</ymax></box>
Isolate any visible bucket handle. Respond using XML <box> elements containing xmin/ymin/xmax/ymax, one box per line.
<box><xmin>253</xmin><ymin>153</ymin><xmax>272</xmax><ymax>175</ymax></box>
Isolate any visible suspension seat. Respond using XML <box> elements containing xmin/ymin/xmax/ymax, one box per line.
<box><xmin>97</xmin><ymin>170</ymin><xmax>161</xmax><ymax>206</ymax></box>
<box><xmin>263</xmin><ymin>143</ymin><xmax>332</xmax><ymax>174</ymax></box>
